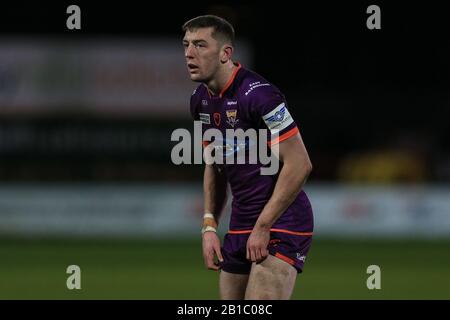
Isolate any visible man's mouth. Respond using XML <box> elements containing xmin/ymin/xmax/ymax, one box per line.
<box><xmin>188</xmin><ymin>63</ymin><xmax>199</xmax><ymax>72</ymax></box>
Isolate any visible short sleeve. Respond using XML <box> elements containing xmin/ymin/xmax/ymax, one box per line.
<box><xmin>246</xmin><ymin>82</ymin><xmax>299</xmax><ymax>145</ymax></box>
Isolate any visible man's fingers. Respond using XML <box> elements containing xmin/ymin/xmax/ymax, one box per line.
<box><xmin>247</xmin><ymin>243</ymin><xmax>259</xmax><ymax>262</ymax></box>
<box><xmin>208</xmin><ymin>264</ymin><xmax>219</xmax><ymax>271</ymax></box>
<box><xmin>204</xmin><ymin>249</ymin><xmax>220</xmax><ymax>271</ymax></box>
<box><xmin>214</xmin><ymin>245</ymin><xmax>224</xmax><ymax>262</ymax></box>
<box><xmin>256</xmin><ymin>248</ymin><xmax>268</xmax><ymax>263</ymax></box>
<box><xmin>207</xmin><ymin>259</ymin><xmax>219</xmax><ymax>271</ymax></box>
<box><xmin>203</xmin><ymin>250</ymin><xmax>215</xmax><ymax>269</ymax></box>
<box><xmin>203</xmin><ymin>252</ymin><xmax>211</xmax><ymax>268</ymax></box>
<box><xmin>208</xmin><ymin>253</ymin><xmax>219</xmax><ymax>271</ymax></box>
<box><xmin>254</xmin><ymin>248</ymin><xmax>262</xmax><ymax>262</ymax></box>
<box><xmin>248</xmin><ymin>247</ymin><xmax>268</xmax><ymax>263</ymax></box>
<box><xmin>259</xmin><ymin>247</ymin><xmax>267</xmax><ymax>262</ymax></box>
<box><xmin>250</xmin><ymin>247</ymin><xmax>256</xmax><ymax>262</ymax></box>
<box><xmin>255</xmin><ymin>248</ymin><xmax>263</xmax><ymax>263</ymax></box>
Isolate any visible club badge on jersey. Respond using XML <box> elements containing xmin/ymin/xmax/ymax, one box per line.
<box><xmin>226</xmin><ymin>109</ymin><xmax>239</xmax><ymax>128</ymax></box>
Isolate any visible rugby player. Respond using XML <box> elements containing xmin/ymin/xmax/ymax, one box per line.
<box><xmin>182</xmin><ymin>15</ymin><xmax>314</xmax><ymax>300</ymax></box>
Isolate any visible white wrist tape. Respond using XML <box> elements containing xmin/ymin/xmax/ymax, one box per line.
<box><xmin>201</xmin><ymin>225</ymin><xmax>217</xmax><ymax>235</ymax></box>
<box><xmin>203</xmin><ymin>213</ymin><xmax>215</xmax><ymax>220</ymax></box>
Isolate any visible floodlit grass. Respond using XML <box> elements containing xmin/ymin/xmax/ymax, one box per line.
<box><xmin>0</xmin><ymin>237</ymin><xmax>449</xmax><ymax>299</ymax></box>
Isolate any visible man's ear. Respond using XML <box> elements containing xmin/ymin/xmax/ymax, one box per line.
<box><xmin>220</xmin><ymin>45</ymin><xmax>233</xmax><ymax>63</ymax></box>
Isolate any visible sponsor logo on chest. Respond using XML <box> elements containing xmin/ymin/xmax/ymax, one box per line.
<box><xmin>199</xmin><ymin>113</ymin><xmax>210</xmax><ymax>124</ymax></box>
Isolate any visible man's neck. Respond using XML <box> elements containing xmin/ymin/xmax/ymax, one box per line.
<box><xmin>206</xmin><ymin>61</ymin><xmax>238</xmax><ymax>96</ymax></box>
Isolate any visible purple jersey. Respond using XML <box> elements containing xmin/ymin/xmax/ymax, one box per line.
<box><xmin>190</xmin><ymin>63</ymin><xmax>313</xmax><ymax>233</ymax></box>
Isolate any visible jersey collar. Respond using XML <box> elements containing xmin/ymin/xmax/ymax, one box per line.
<box><xmin>205</xmin><ymin>62</ymin><xmax>242</xmax><ymax>98</ymax></box>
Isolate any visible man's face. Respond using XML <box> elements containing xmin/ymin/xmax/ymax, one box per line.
<box><xmin>183</xmin><ymin>27</ymin><xmax>222</xmax><ymax>83</ymax></box>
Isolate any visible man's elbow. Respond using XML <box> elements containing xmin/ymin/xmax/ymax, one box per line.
<box><xmin>290</xmin><ymin>160</ymin><xmax>312</xmax><ymax>192</ymax></box>
<box><xmin>297</xmin><ymin>162</ymin><xmax>312</xmax><ymax>185</ymax></box>
<box><xmin>288</xmin><ymin>158</ymin><xmax>312</xmax><ymax>184</ymax></box>
<box><xmin>304</xmin><ymin>160</ymin><xmax>313</xmax><ymax>176</ymax></box>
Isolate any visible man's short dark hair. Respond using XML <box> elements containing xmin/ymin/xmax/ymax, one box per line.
<box><xmin>182</xmin><ymin>15</ymin><xmax>235</xmax><ymax>46</ymax></box>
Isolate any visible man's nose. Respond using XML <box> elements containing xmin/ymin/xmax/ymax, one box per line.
<box><xmin>185</xmin><ymin>44</ymin><xmax>194</xmax><ymax>58</ymax></box>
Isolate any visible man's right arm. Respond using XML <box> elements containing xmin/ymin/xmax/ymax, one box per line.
<box><xmin>202</xmin><ymin>164</ymin><xmax>228</xmax><ymax>271</ymax></box>
<box><xmin>203</xmin><ymin>164</ymin><xmax>228</xmax><ymax>223</ymax></box>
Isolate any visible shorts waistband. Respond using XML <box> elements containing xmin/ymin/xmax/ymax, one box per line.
<box><xmin>228</xmin><ymin>228</ymin><xmax>313</xmax><ymax>236</ymax></box>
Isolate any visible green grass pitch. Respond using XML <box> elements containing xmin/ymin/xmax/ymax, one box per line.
<box><xmin>0</xmin><ymin>236</ymin><xmax>449</xmax><ymax>299</ymax></box>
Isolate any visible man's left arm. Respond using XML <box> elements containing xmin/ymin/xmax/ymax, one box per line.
<box><xmin>246</xmin><ymin>132</ymin><xmax>313</xmax><ymax>263</ymax></box>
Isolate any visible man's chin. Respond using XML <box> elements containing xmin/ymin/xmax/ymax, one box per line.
<box><xmin>189</xmin><ymin>74</ymin><xmax>203</xmax><ymax>82</ymax></box>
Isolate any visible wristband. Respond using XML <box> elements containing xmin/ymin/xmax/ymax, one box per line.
<box><xmin>203</xmin><ymin>213</ymin><xmax>215</xmax><ymax>220</ymax></box>
<box><xmin>201</xmin><ymin>225</ymin><xmax>217</xmax><ymax>235</ymax></box>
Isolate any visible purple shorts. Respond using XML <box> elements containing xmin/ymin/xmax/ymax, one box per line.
<box><xmin>219</xmin><ymin>230</ymin><xmax>313</xmax><ymax>274</ymax></box>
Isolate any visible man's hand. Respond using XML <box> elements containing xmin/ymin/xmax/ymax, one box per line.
<box><xmin>246</xmin><ymin>228</ymin><xmax>270</xmax><ymax>263</ymax></box>
<box><xmin>202</xmin><ymin>231</ymin><xmax>224</xmax><ymax>271</ymax></box>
